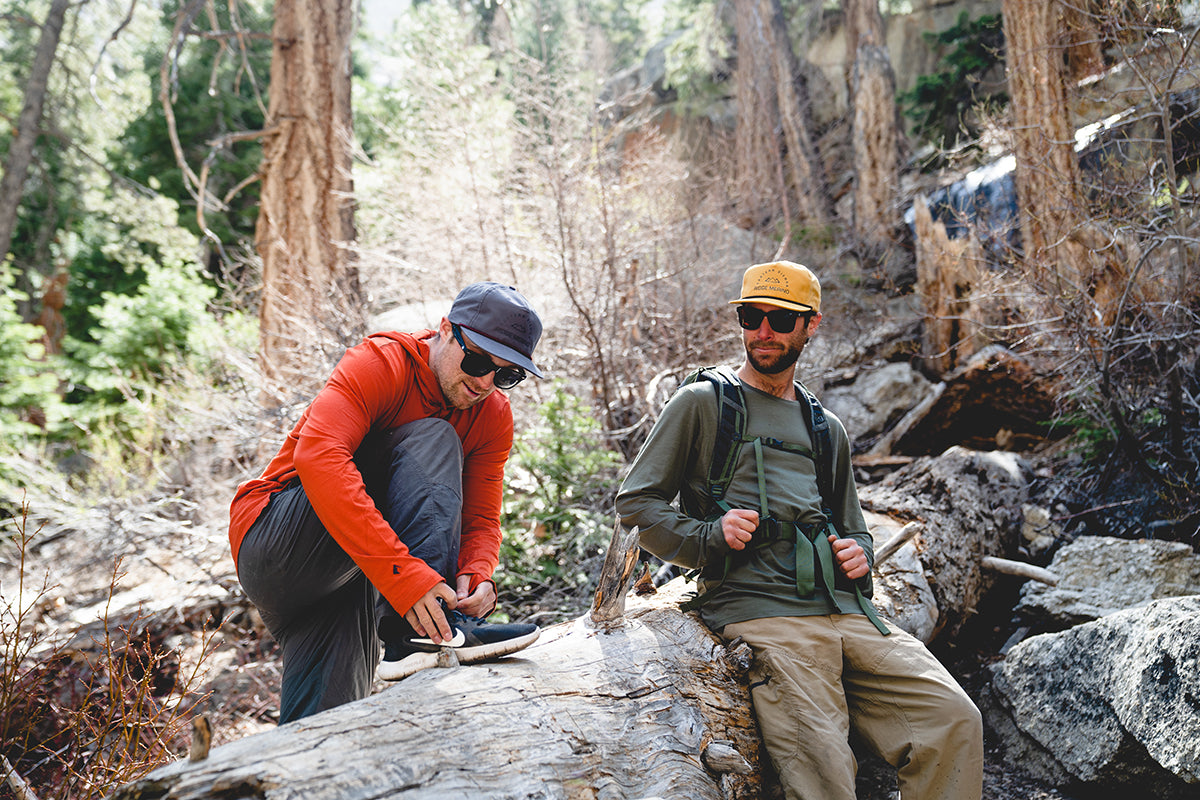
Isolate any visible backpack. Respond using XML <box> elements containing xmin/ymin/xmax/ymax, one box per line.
<box><xmin>674</xmin><ymin>365</ymin><xmax>889</xmax><ymax>635</ymax></box>
<box><xmin>682</xmin><ymin>365</ymin><xmax>835</xmax><ymax>525</ymax></box>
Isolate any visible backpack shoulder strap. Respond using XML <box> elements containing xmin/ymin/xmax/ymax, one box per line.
<box><xmin>796</xmin><ymin>381</ymin><xmax>834</xmax><ymax>518</ymax></box>
<box><xmin>681</xmin><ymin>365</ymin><xmax>746</xmax><ymax>511</ymax></box>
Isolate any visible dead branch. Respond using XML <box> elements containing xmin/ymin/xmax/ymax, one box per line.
<box><xmin>589</xmin><ymin>520</ymin><xmax>641</xmax><ymax>625</ymax></box>
<box><xmin>873</xmin><ymin>521</ymin><xmax>923</xmax><ymax>566</ymax></box>
<box><xmin>1</xmin><ymin>755</ymin><xmax>39</xmax><ymax>800</ymax></box>
<box><xmin>981</xmin><ymin>556</ymin><xmax>1059</xmax><ymax>586</ymax></box>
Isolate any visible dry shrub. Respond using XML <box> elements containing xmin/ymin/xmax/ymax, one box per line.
<box><xmin>1</xmin><ymin>502</ymin><xmax>216</xmax><ymax>800</ymax></box>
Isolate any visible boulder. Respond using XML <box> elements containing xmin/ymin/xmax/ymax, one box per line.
<box><xmin>985</xmin><ymin>597</ymin><xmax>1200</xmax><ymax>798</ymax></box>
<box><xmin>820</xmin><ymin>362</ymin><xmax>936</xmax><ymax>442</ymax></box>
<box><xmin>1016</xmin><ymin>536</ymin><xmax>1200</xmax><ymax>627</ymax></box>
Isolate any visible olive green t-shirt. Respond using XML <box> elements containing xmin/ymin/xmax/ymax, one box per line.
<box><xmin>615</xmin><ymin>375</ymin><xmax>875</xmax><ymax>630</ymax></box>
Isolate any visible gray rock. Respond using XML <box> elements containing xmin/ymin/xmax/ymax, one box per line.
<box><xmin>986</xmin><ymin>597</ymin><xmax>1200</xmax><ymax>798</ymax></box>
<box><xmin>821</xmin><ymin>362</ymin><xmax>936</xmax><ymax>440</ymax></box>
<box><xmin>1017</xmin><ymin>536</ymin><xmax>1200</xmax><ymax>626</ymax></box>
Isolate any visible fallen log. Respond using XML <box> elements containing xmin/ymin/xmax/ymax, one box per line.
<box><xmin>107</xmin><ymin>578</ymin><xmax>767</xmax><ymax>800</ymax></box>
<box><xmin>861</xmin><ymin>446</ymin><xmax>1030</xmax><ymax>640</ymax></box>
<box><xmin>108</xmin><ymin>446</ymin><xmax>1031</xmax><ymax>799</ymax></box>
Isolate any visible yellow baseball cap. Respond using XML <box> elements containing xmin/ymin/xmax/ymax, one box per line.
<box><xmin>730</xmin><ymin>261</ymin><xmax>821</xmax><ymax>313</ymax></box>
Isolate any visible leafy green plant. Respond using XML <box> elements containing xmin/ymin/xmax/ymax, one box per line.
<box><xmin>899</xmin><ymin>11</ymin><xmax>1007</xmax><ymax>150</ymax></box>
<box><xmin>112</xmin><ymin>0</ymin><xmax>272</xmax><ymax>260</ymax></box>
<box><xmin>0</xmin><ymin>262</ymin><xmax>66</xmax><ymax>440</ymax></box>
<box><xmin>498</xmin><ymin>385</ymin><xmax>622</xmax><ymax>621</ymax></box>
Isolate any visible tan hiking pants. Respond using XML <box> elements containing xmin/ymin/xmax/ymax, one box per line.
<box><xmin>721</xmin><ymin>614</ymin><xmax>983</xmax><ymax>800</ymax></box>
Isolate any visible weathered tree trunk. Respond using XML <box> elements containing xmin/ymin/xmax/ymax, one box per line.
<box><xmin>760</xmin><ymin>0</ymin><xmax>832</xmax><ymax>227</ymax></box>
<box><xmin>731</xmin><ymin>0</ymin><xmax>831</xmax><ymax>232</ymax></box>
<box><xmin>863</xmin><ymin>446</ymin><xmax>1030</xmax><ymax>642</ymax></box>
<box><xmin>912</xmin><ymin>195</ymin><xmax>988</xmax><ymax>374</ymax></box>
<box><xmin>256</xmin><ymin>0</ymin><xmax>363</xmax><ymax>403</ymax></box>
<box><xmin>0</xmin><ymin>0</ymin><xmax>70</xmax><ymax>270</ymax></box>
<box><xmin>732</xmin><ymin>0</ymin><xmax>784</xmax><ymax>229</ymax></box>
<box><xmin>844</xmin><ymin>0</ymin><xmax>902</xmax><ymax>248</ymax></box>
<box><xmin>1003</xmin><ymin>0</ymin><xmax>1131</xmax><ymax>325</ymax></box>
<box><xmin>850</xmin><ymin>43</ymin><xmax>901</xmax><ymax>247</ymax></box>
<box><xmin>108</xmin><ymin>582</ymin><xmax>768</xmax><ymax>800</ymax></box>
<box><xmin>1003</xmin><ymin>0</ymin><xmax>1081</xmax><ymax>262</ymax></box>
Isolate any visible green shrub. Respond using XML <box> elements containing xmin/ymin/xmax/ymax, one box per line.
<box><xmin>499</xmin><ymin>385</ymin><xmax>622</xmax><ymax>621</ymax></box>
<box><xmin>899</xmin><ymin>11</ymin><xmax>1007</xmax><ymax>151</ymax></box>
<box><xmin>0</xmin><ymin>262</ymin><xmax>66</xmax><ymax>440</ymax></box>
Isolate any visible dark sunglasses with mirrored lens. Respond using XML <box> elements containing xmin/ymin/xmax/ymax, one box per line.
<box><xmin>737</xmin><ymin>305</ymin><xmax>809</xmax><ymax>334</ymax></box>
<box><xmin>452</xmin><ymin>324</ymin><xmax>527</xmax><ymax>389</ymax></box>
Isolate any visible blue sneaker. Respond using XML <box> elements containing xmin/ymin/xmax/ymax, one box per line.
<box><xmin>378</xmin><ymin>608</ymin><xmax>540</xmax><ymax>681</ymax></box>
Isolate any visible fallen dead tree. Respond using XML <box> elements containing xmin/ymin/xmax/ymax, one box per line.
<box><xmin>108</xmin><ymin>446</ymin><xmax>1036</xmax><ymax>799</ymax></box>
<box><xmin>108</xmin><ymin>577</ymin><xmax>766</xmax><ymax>800</ymax></box>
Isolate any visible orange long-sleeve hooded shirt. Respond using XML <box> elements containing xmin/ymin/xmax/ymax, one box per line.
<box><xmin>227</xmin><ymin>330</ymin><xmax>512</xmax><ymax>617</ymax></box>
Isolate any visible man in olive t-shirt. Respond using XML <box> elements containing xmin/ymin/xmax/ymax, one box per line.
<box><xmin>616</xmin><ymin>261</ymin><xmax>983</xmax><ymax>800</ymax></box>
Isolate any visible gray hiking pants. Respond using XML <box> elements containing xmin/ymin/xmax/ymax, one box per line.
<box><xmin>237</xmin><ymin>418</ymin><xmax>464</xmax><ymax>723</ymax></box>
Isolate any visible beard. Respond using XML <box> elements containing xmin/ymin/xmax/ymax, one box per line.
<box><xmin>746</xmin><ymin>341</ymin><xmax>803</xmax><ymax>374</ymax></box>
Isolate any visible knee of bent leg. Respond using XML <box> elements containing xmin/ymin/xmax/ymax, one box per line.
<box><xmin>393</xmin><ymin>418</ymin><xmax>464</xmax><ymax>473</ymax></box>
<box><xmin>944</xmin><ymin>688</ymin><xmax>984</xmax><ymax>750</ymax></box>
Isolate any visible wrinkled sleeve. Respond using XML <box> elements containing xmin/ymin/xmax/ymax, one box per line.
<box><xmin>826</xmin><ymin>409</ymin><xmax>875</xmax><ymax>591</ymax></box>
<box><xmin>457</xmin><ymin>408</ymin><xmax>512</xmax><ymax>590</ymax></box>
<box><xmin>615</xmin><ymin>385</ymin><xmax>728</xmax><ymax>570</ymax></box>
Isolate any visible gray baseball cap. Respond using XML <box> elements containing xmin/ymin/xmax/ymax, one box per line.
<box><xmin>448</xmin><ymin>282</ymin><xmax>544</xmax><ymax>378</ymax></box>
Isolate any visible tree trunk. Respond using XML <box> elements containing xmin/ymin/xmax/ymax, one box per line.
<box><xmin>731</xmin><ymin>0</ymin><xmax>831</xmax><ymax>231</ymax></box>
<box><xmin>0</xmin><ymin>0</ymin><xmax>71</xmax><ymax>269</ymax></box>
<box><xmin>732</xmin><ymin>0</ymin><xmax>783</xmax><ymax>230</ymax></box>
<box><xmin>851</xmin><ymin>43</ymin><xmax>901</xmax><ymax>247</ymax></box>
<box><xmin>1003</xmin><ymin>0</ymin><xmax>1130</xmax><ymax>325</ymax></box>
<box><xmin>913</xmin><ymin>195</ymin><xmax>988</xmax><ymax>374</ymax></box>
<box><xmin>763</xmin><ymin>0</ymin><xmax>830</xmax><ymax>226</ymax></box>
<box><xmin>863</xmin><ymin>446</ymin><xmax>1030</xmax><ymax>643</ymax></box>
<box><xmin>1003</xmin><ymin>0</ymin><xmax>1081</xmax><ymax>263</ymax></box>
<box><xmin>760</xmin><ymin>0</ymin><xmax>831</xmax><ymax>227</ymax></box>
<box><xmin>256</xmin><ymin>0</ymin><xmax>363</xmax><ymax>403</ymax></box>
<box><xmin>844</xmin><ymin>0</ymin><xmax>901</xmax><ymax>248</ymax></box>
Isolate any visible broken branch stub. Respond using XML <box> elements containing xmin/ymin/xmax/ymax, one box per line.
<box><xmin>590</xmin><ymin>519</ymin><xmax>642</xmax><ymax>626</ymax></box>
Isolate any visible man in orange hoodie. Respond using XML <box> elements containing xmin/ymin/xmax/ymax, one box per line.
<box><xmin>230</xmin><ymin>282</ymin><xmax>544</xmax><ymax>723</ymax></box>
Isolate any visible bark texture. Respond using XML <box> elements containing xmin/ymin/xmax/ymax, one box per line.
<box><xmin>732</xmin><ymin>0</ymin><xmax>783</xmax><ymax>228</ymax></box>
<box><xmin>1003</xmin><ymin>0</ymin><xmax>1131</xmax><ymax>325</ymax></box>
<box><xmin>913</xmin><ymin>196</ymin><xmax>988</xmax><ymax>374</ymax></box>
<box><xmin>0</xmin><ymin>0</ymin><xmax>71</xmax><ymax>265</ymax></box>
<box><xmin>844</xmin><ymin>0</ymin><xmax>901</xmax><ymax>247</ymax></box>
<box><xmin>851</xmin><ymin>43</ymin><xmax>901</xmax><ymax>247</ymax></box>
<box><xmin>862</xmin><ymin>446</ymin><xmax>1030</xmax><ymax>641</ymax></box>
<box><xmin>732</xmin><ymin>0</ymin><xmax>831</xmax><ymax>230</ymax></box>
<box><xmin>256</xmin><ymin>0</ymin><xmax>362</xmax><ymax>401</ymax></box>
<box><xmin>108</xmin><ymin>584</ymin><xmax>766</xmax><ymax>800</ymax></box>
<box><xmin>1003</xmin><ymin>0</ymin><xmax>1081</xmax><ymax>262</ymax></box>
<box><xmin>760</xmin><ymin>0</ymin><xmax>831</xmax><ymax>227</ymax></box>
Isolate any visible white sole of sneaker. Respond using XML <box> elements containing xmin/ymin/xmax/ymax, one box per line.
<box><xmin>377</xmin><ymin>629</ymin><xmax>541</xmax><ymax>682</ymax></box>
<box><xmin>456</xmin><ymin>628</ymin><xmax>541</xmax><ymax>664</ymax></box>
<box><xmin>377</xmin><ymin>651</ymin><xmax>439</xmax><ymax>681</ymax></box>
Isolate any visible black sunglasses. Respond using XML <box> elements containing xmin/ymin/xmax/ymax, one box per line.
<box><xmin>452</xmin><ymin>324</ymin><xmax>526</xmax><ymax>389</ymax></box>
<box><xmin>737</xmin><ymin>305</ymin><xmax>810</xmax><ymax>334</ymax></box>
